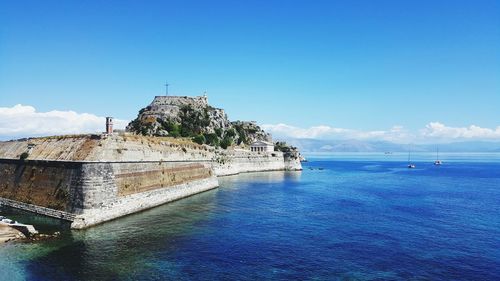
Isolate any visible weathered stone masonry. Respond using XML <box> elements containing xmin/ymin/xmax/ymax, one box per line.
<box><xmin>0</xmin><ymin>159</ymin><xmax>218</xmax><ymax>229</ymax></box>
<box><xmin>0</xmin><ymin>134</ymin><xmax>301</xmax><ymax>229</ymax></box>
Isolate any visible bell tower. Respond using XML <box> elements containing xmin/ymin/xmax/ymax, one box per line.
<box><xmin>106</xmin><ymin>117</ymin><xmax>113</xmax><ymax>134</ymax></box>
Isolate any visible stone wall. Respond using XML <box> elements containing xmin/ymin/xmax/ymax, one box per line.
<box><xmin>113</xmin><ymin>162</ymin><xmax>213</xmax><ymax>196</ymax></box>
<box><xmin>72</xmin><ymin>176</ymin><xmax>218</xmax><ymax>229</ymax></box>
<box><xmin>0</xmin><ymin>159</ymin><xmax>81</xmax><ymax>212</ymax></box>
<box><xmin>150</xmin><ymin>95</ymin><xmax>209</xmax><ymax>108</ymax></box>
<box><xmin>0</xmin><ymin>136</ymin><xmax>100</xmax><ymax>161</ymax></box>
<box><xmin>212</xmin><ymin>150</ymin><xmax>286</xmax><ymax>176</ymax></box>
<box><xmin>0</xmin><ymin>135</ymin><xmax>301</xmax><ymax>229</ymax></box>
<box><xmin>0</xmin><ymin>197</ymin><xmax>76</xmax><ymax>221</ymax></box>
<box><xmin>0</xmin><ymin>158</ymin><xmax>218</xmax><ymax>229</ymax></box>
<box><xmin>0</xmin><ymin>135</ymin><xmax>300</xmax><ymax>176</ymax></box>
<box><xmin>284</xmin><ymin>153</ymin><xmax>303</xmax><ymax>171</ymax></box>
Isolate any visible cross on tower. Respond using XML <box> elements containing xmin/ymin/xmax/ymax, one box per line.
<box><xmin>164</xmin><ymin>81</ymin><xmax>169</xmax><ymax>96</ymax></box>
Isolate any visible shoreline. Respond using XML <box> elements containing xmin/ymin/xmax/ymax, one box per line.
<box><xmin>0</xmin><ymin>224</ymin><xmax>25</xmax><ymax>244</ymax></box>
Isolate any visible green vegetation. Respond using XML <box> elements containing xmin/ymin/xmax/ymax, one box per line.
<box><xmin>220</xmin><ymin>135</ymin><xmax>233</xmax><ymax>149</ymax></box>
<box><xmin>127</xmin><ymin>103</ymin><xmax>272</xmax><ymax>150</ymax></box>
<box><xmin>127</xmin><ymin>118</ymin><xmax>153</xmax><ymax>136</ymax></box>
<box><xmin>204</xmin><ymin>133</ymin><xmax>219</xmax><ymax>147</ymax></box>
<box><xmin>192</xmin><ymin>134</ymin><xmax>206</xmax><ymax>145</ymax></box>
<box><xmin>179</xmin><ymin>105</ymin><xmax>210</xmax><ymax>137</ymax></box>
<box><xmin>226</xmin><ymin>128</ymin><xmax>236</xmax><ymax>138</ymax></box>
<box><xmin>20</xmin><ymin>152</ymin><xmax>29</xmax><ymax>160</ymax></box>
<box><xmin>274</xmin><ymin>141</ymin><xmax>296</xmax><ymax>153</ymax></box>
<box><xmin>214</xmin><ymin>128</ymin><xmax>223</xmax><ymax>138</ymax></box>
<box><xmin>233</xmin><ymin>123</ymin><xmax>249</xmax><ymax>145</ymax></box>
<box><xmin>157</xmin><ymin>119</ymin><xmax>181</xmax><ymax>137</ymax></box>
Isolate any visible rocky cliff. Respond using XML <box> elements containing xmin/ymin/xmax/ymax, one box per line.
<box><xmin>126</xmin><ymin>95</ymin><xmax>272</xmax><ymax>148</ymax></box>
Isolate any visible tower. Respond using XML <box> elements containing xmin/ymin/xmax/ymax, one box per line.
<box><xmin>106</xmin><ymin>117</ymin><xmax>113</xmax><ymax>134</ymax></box>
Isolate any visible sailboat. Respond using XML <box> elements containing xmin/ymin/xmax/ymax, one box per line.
<box><xmin>434</xmin><ymin>146</ymin><xmax>442</xmax><ymax>165</ymax></box>
<box><xmin>407</xmin><ymin>145</ymin><xmax>416</xmax><ymax>169</ymax></box>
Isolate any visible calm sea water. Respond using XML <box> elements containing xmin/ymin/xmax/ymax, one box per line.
<box><xmin>1</xmin><ymin>156</ymin><xmax>499</xmax><ymax>280</ymax></box>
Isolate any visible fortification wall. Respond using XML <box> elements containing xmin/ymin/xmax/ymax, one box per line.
<box><xmin>213</xmin><ymin>150</ymin><xmax>286</xmax><ymax>176</ymax></box>
<box><xmin>0</xmin><ymin>159</ymin><xmax>82</xmax><ymax>213</ymax></box>
<box><xmin>0</xmin><ymin>135</ymin><xmax>214</xmax><ymax>162</ymax></box>
<box><xmin>0</xmin><ymin>158</ymin><xmax>217</xmax><ymax>229</ymax></box>
<box><xmin>0</xmin><ymin>135</ymin><xmax>300</xmax><ymax>229</ymax></box>
<box><xmin>285</xmin><ymin>156</ymin><xmax>303</xmax><ymax>171</ymax></box>
<box><xmin>71</xmin><ymin>161</ymin><xmax>217</xmax><ymax>229</ymax></box>
<box><xmin>72</xmin><ymin>177</ymin><xmax>217</xmax><ymax>229</ymax></box>
<box><xmin>150</xmin><ymin>95</ymin><xmax>209</xmax><ymax>109</ymax></box>
<box><xmin>0</xmin><ymin>136</ymin><xmax>100</xmax><ymax>161</ymax></box>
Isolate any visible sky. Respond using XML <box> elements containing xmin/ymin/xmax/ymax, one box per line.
<box><xmin>1</xmin><ymin>0</ymin><xmax>499</xmax><ymax>142</ymax></box>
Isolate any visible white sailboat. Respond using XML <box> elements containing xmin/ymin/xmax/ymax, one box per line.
<box><xmin>407</xmin><ymin>145</ymin><xmax>416</xmax><ymax>169</ymax></box>
<box><xmin>434</xmin><ymin>146</ymin><xmax>442</xmax><ymax>165</ymax></box>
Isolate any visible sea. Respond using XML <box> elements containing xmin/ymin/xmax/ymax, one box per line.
<box><xmin>0</xmin><ymin>153</ymin><xmax>499</xmax><ymax>281</ymax></box>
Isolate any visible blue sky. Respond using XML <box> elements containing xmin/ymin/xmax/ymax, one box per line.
<box><xmin>0</xmin><ymin>0</ymin><xmax>499</xmax><ymax>141</ymax></box>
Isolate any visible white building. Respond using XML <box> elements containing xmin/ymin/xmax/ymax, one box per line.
<box><xmin>250</xmin><ymin>141</ymin><xmax>274</xmax><ymax>153</ymax></box>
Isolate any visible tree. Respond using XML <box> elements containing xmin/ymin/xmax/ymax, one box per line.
<box><xmin>20</xmin><ymin>152</ymin><xmax>29</xmax><ymax>160</ymax></box>
<box><xmin>220</xmin><ymin>135</ymin><xmax>233</xmax><ymax>149</ymax></box>
<box><xmin>157</xmin><ymin>118</ymin><xmax>182</xmax><ymax>137</ymax></box>
<box><xmin>204</xmin><ymin>133</ymin><xmax>220</xmax><ymax>147</ymax></box>
<box><xmin>214</xmin><ymin>128</ymin><xmax>223</xmax><ymax>138</ymax></box>
<box><xmin>192</xmin><ymin>134</ymin><xmax>206</xmax><ymax>145</ymax></box>
<box><xmin>226</xmin><ymin>128</ymin><xmax>236</xmax><ymax>138</ymax></box>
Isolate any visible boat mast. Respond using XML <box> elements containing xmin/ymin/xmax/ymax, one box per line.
<box><xmin>408</xmin><ymin>144</ymin><xmax>411</xmax><ymax>164</ymax></box>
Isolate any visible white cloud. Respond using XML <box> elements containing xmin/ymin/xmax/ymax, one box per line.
<box><xmin>1</xmin><ymin>104</ymin><xmax>498</xmax><ymax>144</ymax></box>
<box><xmin>261</xmin><ymin>123</ymin><xmax>413</xmax><ymax>143</ymax></box>
<box><xmin>421</xmin><ymin>122</ymin><xmax>500</xmax><ymax>140</ymax></box>
<box><xmin>0</xmin><ymin>104</ymin><xmax>129</xmax><ymax>140</ymax></box>
<box><xmin>262</xmin><ymin>122</ymin><xmax>500</xmax><ymax>143</ymax></box>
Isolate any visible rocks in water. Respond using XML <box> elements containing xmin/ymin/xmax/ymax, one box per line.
<box><xmin>0</xmin><ymin>216</ymin><xmax>61</xmax><ymax>244</ymax></box>
<box><xmin>0</xmin><ymin>224</ymin><xmax>26</xmax><ymax>243</ymax></box>
<box><xmin>31</xmin><ymin>231</ymin><xmax>61</xmax><ymax>241</ymax></box>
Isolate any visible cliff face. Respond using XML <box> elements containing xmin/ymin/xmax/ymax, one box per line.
<box><xmin>127</xmin><ymin>96</ymin><xmax>230</xmax><ymax>135</ymax></box>
<box><xmin>126</xmin><ymin>95</ymin><xmax>271</xmax><ymax>146</ymax></box>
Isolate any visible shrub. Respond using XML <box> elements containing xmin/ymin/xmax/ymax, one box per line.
<box><xmin>20</xmin><ymin>152</ymin><xmax>29</xmax><ymax>160</ymax></box>
<box><xmin>220</xmin><ymin>136</ymin><xmax>233</xmax><ymax>149</ymax></box>
<box><xmin>204</xmin><ymin>133</ymin><xmax>220</xmax><ymax>147</ymax></box>
<box><xmin>226</xmin><ymin>128</ymin><xmax>236</xmax><ymax>138</ymax></box>
<box><xmin>192</xmin><ymin>134</ymin><xmax>206</xmax><ymax>145</ymax></box>
<box><xmin>215</xmin><ymin>128</ymin><xmax>223</xmax><ymax>138</ymax></box>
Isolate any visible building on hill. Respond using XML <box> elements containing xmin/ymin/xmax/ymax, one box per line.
<box><xmin>250</xmin><ymin>141</ymin><xmax>274</xmax><ymax>153</ymax></box>
<box><xmin>126</xmin><ymin>95</ymin><xmax>272</xmax><ymax>145</ymax></box>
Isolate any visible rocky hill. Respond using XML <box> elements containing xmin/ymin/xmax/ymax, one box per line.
<box><xmin>126</xmin><ymin>95</ymin><xmax>272</xmax><ymax>148</ymax></box>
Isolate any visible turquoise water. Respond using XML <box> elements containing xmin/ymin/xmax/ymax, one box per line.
<box><xmin>1</xmin><ymin>157</ymin><xmax>499</xmax><ymax>280</ymax></box>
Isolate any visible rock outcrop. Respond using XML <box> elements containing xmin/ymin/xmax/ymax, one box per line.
<box><xmin>126</xmin><ymin>95</ymin><xmax>272</xmax><ymax>147</ymax></box>
<box><xmin>0</xmin><ymin>224</ymin><xmax>25</xmax><ymax>243</ymax></box>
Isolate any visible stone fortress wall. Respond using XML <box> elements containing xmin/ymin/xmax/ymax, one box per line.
<box><xmin>151</xmin><ymin>95</ymin><xmax>209</xmax><ymax>108</ymax></box>
<box><xmin>146</xmin><ymin>95</ymin><xmax>211</xmax><ymax>120</ymax></box>
<box><xmin>0</xmin><ymin>134</ymin><xmax>301</xmax><ymax>229</ymax></box>
<box><xmin>137</xmin><ymin>95</ymin><xmax>232</xmax><ymax>134</ymax></box>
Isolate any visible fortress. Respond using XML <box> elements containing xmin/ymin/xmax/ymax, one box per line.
<box><xmin>0</xmin><ymin>95</ymin><xmax>302</xmax><ymax>229</ymax></box>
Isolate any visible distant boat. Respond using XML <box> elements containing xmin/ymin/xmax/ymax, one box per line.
<box><xmin>434</xmin><ymin>146</ymin><xmax>442</xmax><ymax>165</ymax></box>
<box><xmin>407</xmin><ymin>145</ymin><xmax>416</xmax><ymax>168</ymax></box>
